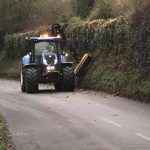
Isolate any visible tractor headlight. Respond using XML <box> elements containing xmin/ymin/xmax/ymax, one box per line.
<box><xmin>65</xmin><ymin>53</ymin><xmax>69</xmax><ymax>57</ymax></box>
<box><xmin>47</xmin><ymin>66</ymin><xmax>55</xmax><ymax>72</ymax></box>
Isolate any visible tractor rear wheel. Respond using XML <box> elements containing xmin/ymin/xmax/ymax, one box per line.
<box><xmin>24</xmin><ymin>68</ymin><xmax>39</xmax><ymax>93</ymax></box>
<box><xmin>62</xmin><ymin>66</ymin><xmax>75</xmax><ymax>92</ymax></box>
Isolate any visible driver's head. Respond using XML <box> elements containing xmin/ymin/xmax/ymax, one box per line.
<box><xmin>46</xmin><ymin>45</ymin><xmax>53</xmax><ymax>52</ymax></box>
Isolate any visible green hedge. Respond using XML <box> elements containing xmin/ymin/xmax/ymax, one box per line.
<box><xmin>66</xmin><ymin>15</ymin><xmax>150</xmax><ymax>73</ymax></box>
<box><xmin>133</xmin><ymin>10</ymin><xmax>150</xmax><ymax>71</ymax></box>
<box><xmin>67</xmin><ymin>17</ymin><xmax>129</xmax><ymax>50</ymax></box>
<box><xmin>3</xmin><ymin>26</ymin><xmax>50</xmax><ymax>59</ymax></box>
<box><xmin>66</xmin><ymin>15</ymin><xmax>150</xmax><ymax>101</ymax></box>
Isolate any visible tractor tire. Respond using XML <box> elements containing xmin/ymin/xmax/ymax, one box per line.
<box><xmin>24</xmin><ymin>68</ymin><xmax>39</xmax><ymax>93</ymax></box>
<box><xmin>20</xmin><ymin>69</ymin><xmax>26</xmax><ymax>92</ymax></box>
<box><xmin>54</xmin><ymin>79</ymin><xmax>63</xmax><ymax>91</ymax></box>
<box><xmin>62</xmin><ymin>66</ymin><xmax>75</xmax><ymax>92</ymax></box>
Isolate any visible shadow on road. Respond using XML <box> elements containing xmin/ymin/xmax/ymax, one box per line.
<box><xmin>38</xmin><ymin>89</ymin><xmax>56</xmax><ymax>94</ymax></box>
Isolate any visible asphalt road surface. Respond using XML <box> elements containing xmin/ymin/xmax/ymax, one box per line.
<box><xmin>0</xmin><ymin>79</ymin><xmax>150</xmax><ymax>150</ymax></box>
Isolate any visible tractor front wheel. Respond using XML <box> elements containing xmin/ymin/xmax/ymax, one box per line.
<box><xmin>62</xmin><ymin>66</ymin><xmax>75</xmax><ymax>92</ymax></box>
<box><xmin>54</xmin><ymin>79</ymin><xmax>63</xmax><ymax>91</ymax></box>
<box><xmin>24</xmin><ymin>68</ymin><xmax>39</xmax><ymax>93</ymax></box>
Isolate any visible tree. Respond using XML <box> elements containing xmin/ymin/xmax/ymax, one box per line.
<box><xmin>26</xmin><ymin>0</ymin><xmax>71</xmax><ymax>27</ymax></box>
<box><xmin>89</xmin><ymin>0</ymin><xmax>115</xmax><ymax>20</ymax></box>
<box><xmin>0</xmin><ymin>0</ymin><xmax>35</xmax><ymax>33</ymax></box>
<box><xmin>71</xmin><ymin>0</ymin><xmax>95</xmax><ymax>19</ymax></box>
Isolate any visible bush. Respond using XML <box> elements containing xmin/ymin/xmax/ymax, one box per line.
<box><xmin>66</xmin><ymin>17</ymin><xmax>130</xmax><ymax>56</ymax></box>
<box><xmin>69</xmin><ymin>16</ymin><xmax>82</xmax><ymax>24</ymax></box>
<box><xmin>0</xmin><ymin>114</ymin><xmax>8</xmax><ymax>150</ymax></box>
<box><xmin>89</xmin><ymin>0</ymin><xmax>115</xmax><ymax>20</ymax></box>
<box><xmin>70</xmin><ymin>0</ymin><xmax>95</xmax><ymax>19</ymax></box>
<box><xmin>66</xmin><ymin>13</ymin><xmax>150</xmax><ymax>101</ymax></box>
<box><xmin>3</xmin><ymin>26</ymin><xmax>50</xmax><ymax>59</ymax></box>
<box><xmin>132</xmin><ymin>1</ymin><xmax>150</xmax><ymax>71</ymax></box>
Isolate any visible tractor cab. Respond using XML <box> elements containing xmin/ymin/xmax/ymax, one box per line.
<box><xmin>24</xmin><ymin>36</ymin><xmax>67</xmax><ymax>64</ymax></box>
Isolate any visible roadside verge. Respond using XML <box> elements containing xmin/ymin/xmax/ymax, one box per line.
<box><xmin>0</xmin><ymin>114</ymin><xmax>14</xmax><ymax>150</ymax></box>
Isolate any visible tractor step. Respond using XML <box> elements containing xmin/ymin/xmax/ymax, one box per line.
<box><xmin>74</xmin><ymin>53</ymin><xmax>92</xmax><ymax>78</ymax></box>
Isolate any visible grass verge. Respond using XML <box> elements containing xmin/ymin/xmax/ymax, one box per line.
<box><xmin>80</xmin><ymin>50</ymin><xmax>150</xmax><ymax>102</ymax></box>
<box><xmin>0</xmin><ymin>60</ymin><xmax>21</xmax><ymax>79</ymax></box>
<box><xmin>0</xmin><ymin>114</ymin><xmax>9</xmax><ymax>150</ymax></box>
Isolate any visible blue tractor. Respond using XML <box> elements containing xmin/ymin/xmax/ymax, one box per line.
<box><xmin>21</xmin><ymin>24</ymin><xmax>91</xmax><ymax>93</ymax></box>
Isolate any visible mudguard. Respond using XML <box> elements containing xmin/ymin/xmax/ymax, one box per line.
<box><xmin>22</xmin><ymin>63</ymin><xmax>40</xmax><ymax>69</ymax></box>
<box><xmin>60</xmin><ymin>55</ymin><xmax>67</xmax><ymax>63</ymax></box>
<box><xmin>22</xmin><ymin>54</ymin><xmax>30</xmax><ymax>65</ymax></box>
<box><xmin>62</xmin><ymin>62</ymin><xmax>73</xmax><ymax>67</ymax></box>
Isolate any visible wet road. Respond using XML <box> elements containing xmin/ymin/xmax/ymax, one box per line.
<box><xmin>0</xmin><ymin>79</ymin><xmax>150</xmax><ymax>150</ymax></box>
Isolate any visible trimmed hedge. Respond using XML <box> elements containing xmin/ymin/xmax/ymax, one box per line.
<box><xmin>133</xmin><ymin>9</ymin><xmax>150</xmax><ymax>71</ymax></box>
<box><xmin>66</xmin><ymin>15</ymin><xmax>150</xmax><ymax>101</ymax></box>
<box><xmin>68</xmin><ymin>17</ymin><xmax>131</xmax><ymax>66</ymax></box>
<box><xmin>3</xmin><ymin>26</ymin><xmax>50</xmax><ymax>59</ymax></box>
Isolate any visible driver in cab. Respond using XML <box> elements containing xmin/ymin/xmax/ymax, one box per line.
<box><xmin>42</xmin><ymin>45</ymin><xmax>57</xmax><ymax>65</ymax></box>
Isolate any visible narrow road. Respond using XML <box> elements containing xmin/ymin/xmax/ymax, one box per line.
<box><xmin>0</xmin><ymin>79</ymin><xmax>150</xmax><ymax>150</ymax></box>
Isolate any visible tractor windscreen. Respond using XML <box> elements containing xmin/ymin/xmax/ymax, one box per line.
<box><xmin>34</xmin><ymin>41</ymin><xmax>60</xmax><ymax>65</ymax></box>
<box><xmin>35</xmin><ymin>41</ymin><xmax>57</xmax><ymax>56</ymax></box>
